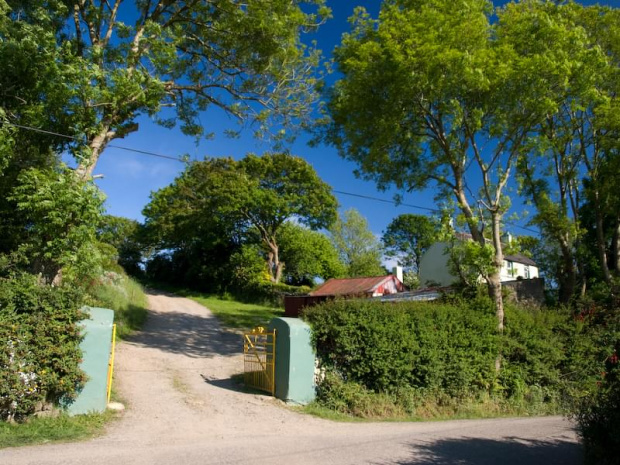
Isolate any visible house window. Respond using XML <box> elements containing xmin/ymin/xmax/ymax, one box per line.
<box><xmin>507</xmin><ymin>261</ymin><xmax>515</xmax><ymax>277</ymax></box>
<box><xmin>525</xmin><ymin>265</ymin><xmax>530</xmax><ymax>279</ymax></box>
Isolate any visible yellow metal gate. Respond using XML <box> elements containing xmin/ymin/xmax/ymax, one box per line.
<box><xmin>243</xmin><ymin>326</ymin><xmax>276</xmax><ymax>395</ymax></box>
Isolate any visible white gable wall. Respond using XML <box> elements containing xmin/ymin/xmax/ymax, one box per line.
<box><xmin>419</xmin><ymin>242</ymin><xmax>539</xmax><ymax>287</ymax></box>
<box><xmin>418</xmin><ymin>242</ymin><xmax>455</xmax><ymax>287</ymax></box>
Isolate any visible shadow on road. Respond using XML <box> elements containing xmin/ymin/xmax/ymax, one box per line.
<box><xmin>200</xmin><ymin>373</ymin><xmax>272</xmax><ymax>398</ymax></box>
<box><xmin>126</xmin><ymin>291</ymin><xmax>241</xmax><ymax>358</ymax></box>
<box><xmin>387</xmin><ymin>436</ymin><xmax>582</xmax><ymax>465</ymax></box>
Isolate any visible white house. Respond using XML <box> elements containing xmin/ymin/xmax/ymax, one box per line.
<box><xmin>419</xmin><ymin>240</ymin><xmax>539</xmax><ymax>287</ymax></box>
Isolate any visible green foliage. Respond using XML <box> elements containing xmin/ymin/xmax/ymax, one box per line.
<box><xmin>88</xmin><ymin>272</ymin><xmax>149</xmax><ymax>340</ymax></box>
<box><xmin>447</xmin><ymin>237</ymin><xmax>496</xmax><ymax>289</ymax></box>
<box><xmin>315</xmin><ymin>371</ymin><xmax>405</xmax><ymax>419</ymax></box>
<box><xmin>175</xmin><ymin>291</ymin><xmax>285</xmax><ymax>331</ymax></box>
<box><xmin>8</xmin><ymin>166</ymin><xmax>105</xmax><ymax>285</ymax></box>
<box><xmin>0</xmin><ymin>273</ymin><xmax>86</xmax><ymax>421</ymax></box>
<box><xmin>505</xmin><ymin>1</ymin><xmax>620</xmax><ymax>301</ymax></box>
<box><xmin>4</xmin><ymin>0</ymin><xmax>330</xmax><ymax>177</ymax></box>
<box><xmin>97</xmin><ymin>215</ymin><xmax>144</xmax><ymax>277</ymax></box>
<box><xmin>234</xmin><ymin>281</ymin><xmax>312</xmax><ymax>309</ymax></box>
<box><xmin>228</xmin><ymin>244</ymin><xmax>271</xmax><ymax>287</ymax></box>
<box><xmin>567</xmin><ymin>302</ymin><xmax>620</xmax><ymax>465</ymax></box>
<box><xmin>143</xmin><ymin>153</ymin><xmax>338</xmax><ymax>284</ymax></box>
<box><xmin>278</xmin><ymin>223</ymin><xmax>345</xmax><ymax>286</ymax></box>
<box><xmin>318</xmin><ymin>0</ymin><xmax>613</xmax><ymax>322</ymax></box>
<box><xmin>382</xmin><ymin>214</ymin><xmax>439</xmax><ymax>276</ymax></box>
<box><xmin>329</xmin><ymin>209</ymin><xmax>385</xmax><ymax>278</ymax></box>
<box><xmin>304</xmin><ymin>298</ymin><xmax>498</xmax><ymax>394</ymax></box>
<box><xmin>304</xmin><ymin>296</ymin><xmax>577</xmax><ymax>419</ymax></box>
<box><xmin>0</xmin><ymin>411</ymin><xmax>113</xmax><ymax>449</ymax></box>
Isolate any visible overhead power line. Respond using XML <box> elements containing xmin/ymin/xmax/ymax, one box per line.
<box><xmin>6</xmin><ymin>122</ymin><xmax>186</xmax><ymax>162</ymax></box>
<box><xmin>5</xmin><ymin>122</ymin><xmax>539</xmax><ymax>234</ymax></box>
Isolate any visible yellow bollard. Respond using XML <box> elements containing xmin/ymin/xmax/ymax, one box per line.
<box><xmin>106</xmin><ymin>324</ymin><xmax>117</xmax><ymax>404</ymax></box>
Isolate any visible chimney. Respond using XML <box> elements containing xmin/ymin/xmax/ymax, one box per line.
<box><xmin>393</xmin><ymin>266</ymin><xmax>404</xmax><ymax>283</ymax></box>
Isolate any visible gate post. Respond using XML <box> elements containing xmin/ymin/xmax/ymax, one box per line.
<box><xmin>268</xmin><ymin>317</ymin><xmax>315</xmax><ymax>405</ymax></box>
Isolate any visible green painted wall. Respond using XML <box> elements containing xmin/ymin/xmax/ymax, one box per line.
<box><xmin>268</xmin><ymin>317</ymin><xmax>316</xmax><ymax>405</ymax></box>
<box><xmin>66</xmin><ymin>307</ymin><xmax>114</xmax><ymax>416</ymax></box>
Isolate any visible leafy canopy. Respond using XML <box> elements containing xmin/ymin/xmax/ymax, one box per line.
<box><xmin>330</xmin><ymin>209</ymin><xmax>385</xmax><ymax>278</ymax></box>
<box><xmin>382</xmin><ymin>214</ymin><xmax>439</xmax><ymax>274</ymax></box>
<box><xmin>143</xmin><ymin>153</ymin><xmax>338</xmax><ymax>283</ymax></box>
<box><xmin>4</xmin><ymin>0</ymin><xmax>330</xmax><ymax>177</ymax></box>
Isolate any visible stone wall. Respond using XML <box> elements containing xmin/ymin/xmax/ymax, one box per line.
<box><xmin>503</xmin><ymin>277</ymin><xmax>545</xmax><ymax>306</ymax></box>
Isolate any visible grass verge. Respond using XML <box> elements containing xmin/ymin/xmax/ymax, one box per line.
<box><xmin>89</xmin><ymin>273</ymin><xmax>149</xmax><ymax>339</ymax></box>
<box><xmin>301</xmin><ymin>388</ymin><xmax>561</xmax><ymax>423</ymax></box>
<box><xmin>0</xmin><ymin>411</ymin><xmax>116</xmax><ymax>449</ymax></box>
<box><xmin>170</xmin><ymin>290</ymin><xmax>283</xmax><ymax>331</ymax></box>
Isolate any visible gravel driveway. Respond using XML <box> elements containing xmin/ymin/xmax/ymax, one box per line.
<box><xmin>1</xmin><ymin>290</ymin><xmax>583</xmax><ymax>464</ymax></box>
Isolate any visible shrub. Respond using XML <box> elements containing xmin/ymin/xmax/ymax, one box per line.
<box><xmin>0</xmin><ymin>273</ymin><xmax>86</xmax><ymax>421</ymax></box>
<box><xmin>569</xmin><ymin>302</ymin><xmax>620</xmax><ymax>465</ymax></box>
<box><xmin>316</xmin><ymin>370</ymin><xmax>405</xmax><ymax>419</ymax></box>
<box><xmin>304</xmin><ymin>298</ymin><xmax>498</xmax><ymax>395</ymax></box>
<box><xmin>303</xmin><ymin>296</ymin><xmax>575</xmax><ymax>418</ymax></box>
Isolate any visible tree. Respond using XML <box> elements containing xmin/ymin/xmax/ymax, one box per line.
<box><xmin>507</xmin><ymin>1</ymin><xmax>620</xmax><ymax>302</ymax></box>
<box><xmin>277</xmin><ymin>222</ymin><xmax>345</xmax><ymax>286</ymax></box>
<box><xmin>97</xmin><ymin>215</ymin><xmax>144</xmax><ymax>276</ymax></box>
<box><xmin>4</xmin><ymin>0</ymin><xmax>330</xmax><ymax>180</ymax></box>
<box><xmin>143</xmin><ymin>153</ymin><xmax>338</xmax><ymax>283</ymax></box>
<box><xmin>382</xmin><ymin>214</ymin><xmax>439</xmax><ymax>278</ymax></box>
<box><xmin>0</xmin><ymin>1</ymin><xmax>82</xmax><ymax>254</ymax></box>
<box><xmin>9</xmin><ymin>166</ymin><xmax>105</xmax><ymax>285</ymax></box>
<box><xmin>330</xmin><ymin>209</ymin><xmax>385</xmax><ymax>278</ymax></box>
<box><xmin>319</xmin><ymin>0</ymin><xmax>574</xmax><ymax>332</ymax></box>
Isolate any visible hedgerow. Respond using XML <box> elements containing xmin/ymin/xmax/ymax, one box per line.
<box><xmin>0</xmin><ymin>273</ymin><xmax>86</xmax><ymax>421</ymax></box>
<box><xmin>303</xmin><ymin>296</ymin><xmax>572</xmax><ymax>418</ymax></box>
<box><xmin>568</xmin><ymin>298</ymin><xmax>620</xmax><ymax>465</ymax></box>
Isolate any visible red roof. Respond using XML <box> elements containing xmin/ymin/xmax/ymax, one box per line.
<box><xmin>309</xmin><ymin>275</ymin><xmax>404</xmax><ymax>297</ymax></box>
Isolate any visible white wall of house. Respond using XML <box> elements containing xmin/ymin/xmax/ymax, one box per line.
<box><xmin>419</xmin><ymin>242</ymin><xmax>455</xmax><ymax>287</ymax></box>
<box><xmin>419</xmin><ymin>242</ymin><xmax>539</xmax><ymax>287</ymax></box>
<box><xmin>500</xmin><ymin>260</ymin><xmax>539</xmax><ymax>281</ymax></box>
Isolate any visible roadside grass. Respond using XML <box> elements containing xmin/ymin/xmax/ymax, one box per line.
<box><xmin>300</xmin><ymin>394</ymin><xmax>561</xmax><ymax>423</ymax></box>
<box><xmin>0</xmin><ymin>411</ymin><xmax>116</xmax><ymax>449</ymax></box>
<box><xmin>89</xmin><ymin>273</ymin><xmax>149</xmax><ymax>339</ymax></box>
<box><xmin>173</xmin><ymin>290</ymin><xmax>283</xmax><ymax>331</ymax></box>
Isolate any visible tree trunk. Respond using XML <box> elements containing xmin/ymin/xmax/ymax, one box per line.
<box><xmin>489</xmin><ymin>213</ymin><xmax>505</xmax><ymax>373</ymax></box>
<box><xmin>76</xmin><ymin>126</ymin><xmax>117</xmax><ymax>181</ymax></box>
<box><xmin>612</xmin><ymin>218</ymin><xmax>620</xmax><ymax>276</ymax></box>
<box><xmin>267</xmin><ymin>242</ymin><xmax>284</xmax><ymax>284</ymax></box>
<box><xmin>489</xmin><ymin>213</ymin><xmax>505</xmax><ymax>332</ymax></box>
<box><xmin>593</xmin><ymin>191</ymin><xmax>613</xmax><ymax>286</ymax></box>
<box><xmin>558</xmin><ymin>241</ymin><xmax>576</xmax><ymax>304</ymax></box>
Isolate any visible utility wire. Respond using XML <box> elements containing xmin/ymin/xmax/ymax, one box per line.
<box><xmin>5</xmin><ymin>122</ymin><xmax>539</xmax><ymax>234</ymax></box>
<box><xmin>6</xmin><ymin>122</ymin><xmax>186</xmax><ymax>162</ymax></box>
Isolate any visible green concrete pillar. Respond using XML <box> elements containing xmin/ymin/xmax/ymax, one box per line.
<box><xmin>268</xmin><ymin>317</ymin><xmax>316</xmax><ymax>405</ymax></box>
<box><xmin>66</xmin><ymin>307</ymin><xmax>114</xmax><ymax>416</ymax></box>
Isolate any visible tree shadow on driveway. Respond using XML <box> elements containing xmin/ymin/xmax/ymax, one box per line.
<box><xmin>383</xmin><ymin>436</ymin><xmax>582</xmax><ymax>465</ymax></box>
<box><xmin>125</xmin><ymin>297</ymin><xmax>241</xmax><ymax>358</ymax></box>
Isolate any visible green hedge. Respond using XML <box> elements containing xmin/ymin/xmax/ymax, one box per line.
<box><xmin>303</xmin><ymin>296</ymin><xmax>571</xmax><ymax>415</ymax></box>
<box><xmin>0</xmin><ymin>274</ymin><xmax>85</xmax><ymax>421</ymax></box>
<box><xmin>570</xmin><ymin>302</ymin><xmax>620</xmax><ymax>465</ymax></box>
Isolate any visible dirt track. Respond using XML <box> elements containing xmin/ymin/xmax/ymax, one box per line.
<box><xmin>1</xmin><ymin>291</ymin><xmax>582</xmax><ymax>464</ymax></box>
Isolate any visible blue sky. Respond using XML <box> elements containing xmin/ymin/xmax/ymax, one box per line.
<box><xmin>92</xmin><ymin>0</ymin><xmax>616</xmax><ymax>243</ymax></box>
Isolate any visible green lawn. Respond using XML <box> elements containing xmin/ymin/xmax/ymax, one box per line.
<box><xmin>0</xmin><ymin>412</ymin><xmax>115</xmax><ymax>449</ymax></box>
<box><xmin>181</xmin><ymin>292</ymin><xmax>283</xmax><ymax>330</ymax></box>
